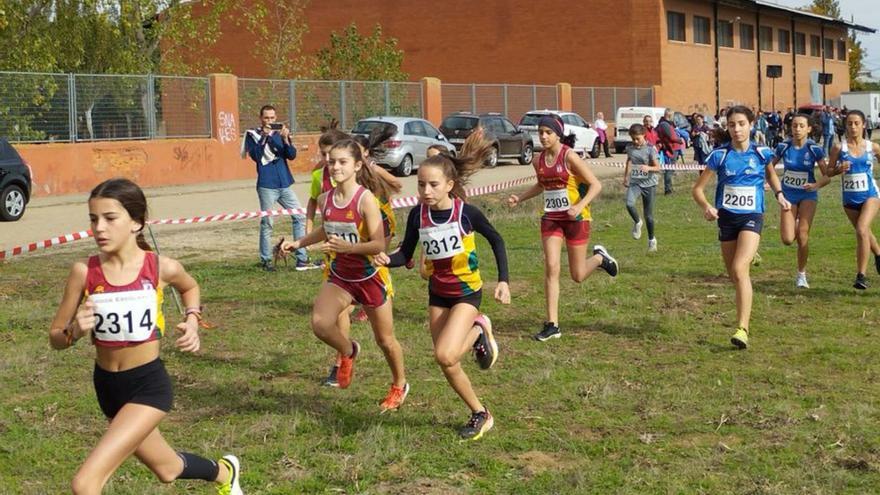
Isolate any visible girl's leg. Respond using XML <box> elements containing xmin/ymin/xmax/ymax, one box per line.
<box><xmin>364</xmin><ymin>299</ymin><xmax>406</xmax><ymax>388</ymax></box>
<box><xmin>542</xmin><ymin>235</ymin><xmax>564</xmax><ymax>324</ymax></box>
<box><xmin>720</xmin><ymin>231</ymin><xmax>761</xmax><ymax>330</ymax></box>
<box><xmin>567</xmin><ymin>241</ymin><xmax>603</xmax><ymax>283</ymax></box>
<box><xmin>780</xmin><ymin>201</ymin><xmax>798</xmax><ymax>247</ymax></box>
<box><xmin>133</xmin><ymin>428</ymin><xmax>229</xmax><ymax>484</ymax></box>
<box><xmin>625</xmin><ymin>185</ymin><xmax>640</xmax><ymax>224</ymax></box>
<box><xmin>844</xmin><ymin>202</ymin><xmax>880</xmax><ymax>275</ymax></box>
<box><xmin>794</xmin><ymin>200</ymin><xmax>817</xmax><ymax>272</ymax></box>
<box><xmin>71</xmin><ymin>404</ymin><xmax>166</xmax><ymax>495</ymax></box>
<box><xmin>311</xmin><ymin>283</ymin><xmax>355</xmax><ymax>356</ymax></box>
<box><xmin>642</xmin><ymin>185</ymin><xmax>656</xmax><ymax>240</ymax></box>
<box><xmin>429</xmin><ymin>304</ymin><xmax>483</xmax><ymax>413</ymax></box>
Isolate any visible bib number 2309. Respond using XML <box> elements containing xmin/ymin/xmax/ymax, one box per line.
<box><xmin>722</xmin><ymin>185</ymin><xmax>757</xmax><ymax>210</ymax></box>
<box><xmin>89</xmin><ymin>290</ymin><xmax>157</xmax><ymax>342</ymax></box>
<box><xmin>543</xmin><ymin>189</ymin><xmax>570</xmax><ymax>212</ymax></box>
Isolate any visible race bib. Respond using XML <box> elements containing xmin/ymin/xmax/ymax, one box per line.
<box><xmin>89</xmin><ymin>289</ymin><xmax>157</xmax><ymax>342</ymax></box>
<box><xmin>782</xmin><ymin>170</ymin><xmax>809</xmax><ymax>189</ymax></box>
<box><xmin>324</xmin><ymin>221</ymin><xmax>360</xmax><ymax>244</ymax></box>
<box><xmin>722</xmin><ymin>185</ymin><xmax>757</xmax><ymax>211</ymax></box>
<box><xmin>419</xmin><ymin>222</ymin><xmax>464</xmax><ymax>261</ymax></box>
<box><xmin>630</xmin><ymin>168</ymin><xmax>651</xmax><ymax>179</ymax></box>
<box><xmin>843</xmin><ymin>173</ymin><xmax>869</xmax><ymax>192</ymax></box>
<box><xmin>543</xmin><ymin>189</ymin><xmax>571</xmax><ymax>212</ymax></box>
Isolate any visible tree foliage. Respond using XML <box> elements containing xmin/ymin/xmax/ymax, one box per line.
<box><xmin>805</xmin><ymin>0</ymin><xmax>865</xmax><ymax>91</ymax></box>
<box><xmin>236</xmin><ymin>0</ymin><xmax>310</xmax><ymax>79</ymax></box>
<box><xmin>313</xmin><ymin>23</ymin><xmax>407</xmax><ymax>81</ymax></box>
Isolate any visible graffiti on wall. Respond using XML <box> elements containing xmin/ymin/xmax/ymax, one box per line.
<box><xmin>217</xmin><ymin>111</ymin><xmax>238</xmax><ymax>144</ymax></box>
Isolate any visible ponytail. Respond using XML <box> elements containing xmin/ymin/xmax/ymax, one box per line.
<box><xmin>318</xmin><ymin>118</ymin><xmax>349</xmax><ymax>148</ymax></box>
<box><xmin>422</xmin><ymin>130</ymin><xmax>493</xmax><ymax>200</ymax></box>
<box><xmin>560</xmin><ymin>133</ymin><xmax>577</xmax><ymax>148</ymax></box>
<box><xmin>136</xmin><ymin>231</ymin><xmax>152</xmax><ymax>251</ymax></box>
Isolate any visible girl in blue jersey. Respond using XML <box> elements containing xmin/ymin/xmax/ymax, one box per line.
<box><xmin>771</xmin><ymin>114</ymin><xmax>830</xmax><ymax>288</ymax></box>
<box><xmin>826</xmin><ymin>110</ymin><xmax>880</xmax><ymax>290</ymax></box>
<box><xmin>692</xmin><ymin>106</ymin><xmax>791</xmax><ymax>349</ymax></box>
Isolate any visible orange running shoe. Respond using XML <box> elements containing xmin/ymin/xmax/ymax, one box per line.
<box><xmin>336</xmin><ymin>341</ymin><xmax>360</xmax><ymax>389</ymax></box>
<box><xmin>379</xmin><ymin>383</ymin><xmax>410</xmax><ymax>413</ymax></box>
<box><xmin>354</xmin><ymin>307</ymin><xmax>369</xmax><ymax>322</ymax></box>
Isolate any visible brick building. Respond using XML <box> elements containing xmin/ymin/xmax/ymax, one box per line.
<box><xmin>191</xmin><ymin>0</ymin><xmax>874</xmax><ymax>116</ymax></box>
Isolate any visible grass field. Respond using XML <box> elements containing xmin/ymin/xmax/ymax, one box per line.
<box><xmin>1</xmin><ymin>174</ymin><xmax>879</xmax><ymax>494</ymax></box>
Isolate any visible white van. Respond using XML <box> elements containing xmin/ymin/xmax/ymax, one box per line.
<box><xmin>613</xmin><ymin>106</ymin><xmax>666</xmax><ymax>153</ymax></box>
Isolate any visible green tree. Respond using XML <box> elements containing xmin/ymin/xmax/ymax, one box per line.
<box><xmin>235</xmin><ymin>0</ymin><xmax>310</xmax><ymax>79</ymax></box>
<box><xmin>806</xmin><ymin>0</ymin><xmax>865</xmax><ymax>91</ymax></box>
<box><xmin>313</xmin><ymin>23</ymin><xmax>407</xmax><ymax>81</ymax></box>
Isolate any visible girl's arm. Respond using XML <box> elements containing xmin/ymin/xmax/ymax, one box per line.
<box><xmin>48</xmin><ymin>261</ymin><xmax>90</xmax><ymax>350</ymax></box>
<box><xmin>646</xmin><ymin>148</ymin><xmax>661</xmax><ymax>172</ymax></box>
<box><xmin>305</xmin><ymin>197</ymin><xmax>318</xmax><ymax>234</ymax></box>
<box><xmin>160</xmin><ymin>256</ymin><xmax>201</xmax><ymax>353</ymax></box>
<box><xmin>323</xmin><ymin>190</ymin><xmax>385</xmax><ymax>256</ymax></box>
<box><xmin>566</xmin><ymin>150</ymin><xmax>602</xmax><ymax>215</ymax></box>
<box><xmin>507</xmin><ymin>182</ymin><xmax>543</xmax><ymax>207</ymax></box>
<box><xmin>379</xmin><ymin>207</ymin><xmax>420</xmax><ymax>268</ymax></box>
<box><xmin>466</xmin><ymin>204</ymin><xmax>511</xmax><ymax>304</ymax></box>
<box><xmin>691</xmin><ymin>168</ymin><xmax>718</xmax><ymax>220</ymax></box>
<box><xmin>765</xmin><ymin>164</ymin><xmax>791</xmax><ymax>211</ymax></box>
<box><xmin>623</xmin><ymin>156</ymin><xmax>632</xmax><ymax>186</ymax></box>
<box><xmin>286</xmin><ymin>193</ymin><xmax>329</xmax><ymax>251</ymax></box>
<box><xmin>826</xmin><ymin>143</ymin><xmax>844</xmax><ymax>177</ymax></box>
<box><xmin>805</xmin><ymin>157</ymin><xmax>832</xmax><ymax>191</ymax></box>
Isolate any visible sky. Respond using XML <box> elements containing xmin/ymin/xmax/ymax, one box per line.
<box><xmin>765</xmin><ymin>0</ymin><xmax>880</xmax><ymax>77</ymax></box>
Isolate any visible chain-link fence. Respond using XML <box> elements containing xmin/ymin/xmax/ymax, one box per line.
<box><xmin>238</xmin><ymin>79</ymin><xmax>423</xmax><ymax>133</ymax></box>
<box><xmin>0</xmin><ymin>71</ymin><xmax>210</xmax><ymax>143</ymax></box>
<box><xmin>440</xmin><ymin>84</ymin><xmax>560</xmax><ymax>124</ymax></box>
<box><xmin>572</xmin><ymin>87</ymin><xmax>655</xmax><ymax>123</ymax></box>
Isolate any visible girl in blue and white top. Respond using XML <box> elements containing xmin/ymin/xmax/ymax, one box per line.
<box><xmin>771</xmin><ymin>113</ymin><xmax>830</xmax><ymax>288</ymax></box>
<box><xmin>692</xmin><ymin>106</ymin><xmax>790</xmax><ymax>350</ymax></box>
<box><xmin>826</xmin><ymin>110</ymin><xmax>880</xmax><ymax>290</ymax></box>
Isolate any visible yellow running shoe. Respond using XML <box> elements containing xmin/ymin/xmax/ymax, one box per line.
<box><xmin>731</xmin><ymin>327</ymin><xmax>749</xmax><ymax>349</ymax></box>
<box><xmin>217</xmin><ymin>455</ymin><xmax>242</xmax><ymax>495</ymax></box>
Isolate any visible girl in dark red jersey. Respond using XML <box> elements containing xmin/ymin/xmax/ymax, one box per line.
<box><xmin>48</xmin><ymin>178</ymin><xmax>241</xmax><ymax>495</ymax></box>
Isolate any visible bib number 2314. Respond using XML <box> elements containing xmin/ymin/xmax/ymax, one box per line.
<box><xmin>543</xmin><ymin>189</ymin><xmax>571</xmax><ymax>212</ymax></box>
<box><xmin>89</xmin><ymin>290</ymin><xmax>157</xmax><ymax>342</ymax></box>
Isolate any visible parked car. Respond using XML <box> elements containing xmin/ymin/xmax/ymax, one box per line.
<box><xmin>613</xmin><ymin>106</ymin><xmax>666</xmax><ymax>153</ymax></box>
<box><xmin>439</xmin><ymin>112</ymin><xmax>534</xmax><ymax>166</ymax></box>
<box><xmin>0</xmin><ymin>138</ymin><xmax>32</xmax><ymax>222</ymax></box>
<box><xmin>517</xmin><ymin>110</ymin><xmax>600</xmax><ymax>158</ymax></box>
<box><xmin>351</xmin><ymin>116</ymin><xmax>455</xmax><ymax>176</ymax></box>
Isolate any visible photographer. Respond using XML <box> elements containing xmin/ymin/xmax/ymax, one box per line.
<box><xmin>243</xmin><ymin>105</ymin><xmax>317</xmax><ymax>272</ymax></box>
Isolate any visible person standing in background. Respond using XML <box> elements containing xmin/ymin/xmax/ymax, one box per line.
<box><xmin>593</xmin><ymin>112</ymin><xmax>612</xmax><ymax>158</ymax></box>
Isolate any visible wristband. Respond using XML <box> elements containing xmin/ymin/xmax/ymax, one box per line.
<box><xmin>185</xmin><ymin>307</ymin><xmax>203</xmax><ymax>321</ymax></box>
<box><xmin>775</xmin><ymin>190</ymin><xmax>783</xmax><ymax>198</ymax></box>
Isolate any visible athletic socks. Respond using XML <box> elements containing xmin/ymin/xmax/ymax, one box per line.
<box><xmin>177</xmin><ymin>452</ymin><xmax>220</xmax><ymax>481</ymax></box>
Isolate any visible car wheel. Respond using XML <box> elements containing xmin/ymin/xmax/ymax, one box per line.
<box><xmin>486</xmin><ymin>147</ymin><xmax>498</xmax><ymax>168</ymax></box>
<box><xmin>589</xmin><ymin>139</ymin><xmax>600</xmax><ymax>159</ymax></box>
<box><xmin>518</xmin><ymin>143</ymin><xmax>534</xmax><ymax>165</ymax></box>
<box><xmin>1</xmin><ymin>184</ymin><xmax>26</xmax><ymax>221</ymax></box>
<box><xmin>396</xmin><ymin>154</ymin><xmax>413</xmax><ymax>176</ymax></box>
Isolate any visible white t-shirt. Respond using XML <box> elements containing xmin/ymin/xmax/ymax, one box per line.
<box><xmin>594</xmin><ymin>119</ymin><xmax>608</xmax><ymax>131</ymax></box>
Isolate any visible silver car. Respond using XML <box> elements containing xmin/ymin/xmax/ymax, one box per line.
<box><xmin>352</xmin><ymin>116</ymin><xmax>455</xmax><ymax>176</ymax></box>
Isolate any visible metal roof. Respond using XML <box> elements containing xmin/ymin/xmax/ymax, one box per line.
<box><xmin>749</xmin><ymin>0</ymin><xmax>875</xmax><ymax>33</ymax></box>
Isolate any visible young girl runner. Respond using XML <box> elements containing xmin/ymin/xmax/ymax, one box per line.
<box><xmin>48</xmin><ymin>179</ymin><xmax>241</xmax><ymax>495</ymax></box>
<box><xmin>507</xmin><ymin>114</ymin><xmax>618</xmax><ymax>341</ymax></box>
<box><xmin>623</xmin><ymin>123</ymin><xmax>662</xmax><ymax>251</ymax></box>
<box><xmin>282</xmin><ymin>140</ymin><xmax>408</xmax><ymax>412</ymax></box>
<box><xmin>692</xmin><ymin>106</ymin><xmax>791</xmax><ymax>349</ymax></box>
<box><xmin>771</xmin><ymin>113</ymin><xmax>830</xmax><ymax>288</ymax></box>
<box><xmin>375</xmin><ymin>131</ymin><xmax>510</xmax><ymax>441</ymax></box>
<box><xmin>825</xmin><ymin>110</ymin><xmax>880</xmax><ymax>290</ymax></box>
<box><xmin>306</xmin><ymin>122</ymin><xmax>350</xmax><ymax>234</ymax></box>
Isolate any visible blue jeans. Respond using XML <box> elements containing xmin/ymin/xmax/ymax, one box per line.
<box><xmin>257</xmin><ymin>186</ymin><xmax>307</xmax><ymax>264</ymax></box>
<box><xmin>823</xmin><ymin>134</ymin><xmax>835</xmax><ymax>157</ymax></box>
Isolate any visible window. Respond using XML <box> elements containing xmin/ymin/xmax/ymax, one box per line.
<box><xmin>795</xmin><ymin>32</ymin><xmax>806</xmax><ymax>55</ymax></box>
<box><xmin>837</xmin><ymin>40</ymin><xmax>847</xmax><ymax>61</ymax></box>
<box><xmin>718</xmin><ymin>21</ymin><xmax>733</xmax><ymax>47</ymax></box>
<box><xmin>778</xmin><ymin>29</ymin><xmax>790</xmax><ymax>53</ymax></box>
<box><xmin>694</xmin><ymin>16</ymin><xmax>711</xmax><ymax>44</ymax></box>
<box><xmin>423</xmin><ymin>122</ymin><xmax>440</xmax><ymax>138</ymax></box>
<box><xmin>404</xmin><ymin>122</ymin><xmax>417</xmax><ymax>135</ymax></box>
<box><xmin>759</xmin><ymin>26</ymin><xmax>773</xmax><ymax>51</ymax></box>
<box><xmin>810</xmin><ymin>35</ymin><xmax>820</xmax><ymax>56</ymax></box>
<box><xmin>824</xmin><ymin>38</ymin><xmax>834</xmax><ymax>59</ymax></box>
<box><xmin>740</xmin><ymin>23</ymin><xmax>754</xmax><ymax>50</ymax></box>
<box><xmin>667</xmin><ymin>11</ymin><xmax>685</xmax><ymax>41</ymax></box>
<box><xmin>501</xmin><ymin>119</ymin><xmax>517</xmax><ymax>134</ymax></box>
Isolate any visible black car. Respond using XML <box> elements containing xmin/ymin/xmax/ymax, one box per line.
<box><xmin>0</xmin><ymin>138</ymin><xmax>32</xmax><ymax>221</ymax></box>
<box><xmin>439</xmin><ymin>112</ymin><xmax>534</xmax><ymax>167</ymax></box>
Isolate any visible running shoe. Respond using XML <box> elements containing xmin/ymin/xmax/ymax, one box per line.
<box><xmin>459</xmin><ymin>410</ymin><xmax>494</xmax><ymax>441</ymax></box>
<box><xmin>261</xmin><ymin>260</ymin><xmax>276</xmax><ymax>272</ymax></box>
<box><xmin>752</xmin><ymin>252</ymin><xmax>762</xmax><ymax>266</ymax></box>
<box><xmin>593</xmin><ymin>245</ymin><xmax>619</xmax><ymax>277</ymax></box>
<box><xmin>321</xmin><ymin>365</ymin><xmax>339</xmax><ymax>387</ymax></box>
<box><xmin>217</xmin><ymin>455</ymin><xmax>242</xmax><ymax>495</ymax></box>
<box><xmin>853</xmin><ymin>273</ymin><xmax>868</xmax><ymax>290</ymax></box>
<box><xmin>353</xmin><ymin>307</ymin><xmax>369</xmax><ymax>322</ymax></box>
<box><xmin>533</xmin><ymin>322</ymin><xmax>561</xmax><ymax>342</ymax></box>
<box><xmin>379</xmin><ymin>383</ymin><xmax>410</xmax><ymax>413</ymax></box>
<box><xmin>336</xmin><ymin>341</ymin><xmax>360</xmax><ymax>389</ymax></box>
<box><xmin>295</xmin><ymin>260</ymin><xmax>322</xmax><ymax>271</ymax></box>
<box><xmin>731</xmin><ymin>327</ymin><xmax>749</xmax><ymax>350</ymax></box>
<box><xmin>796</xmin><ymin>272</ymin><xmax>809</xmax><ymax>289</ymax></box>
<box><xmin>472</xmin><ymin>314</ymin><xmax>498</xmax><ymax>370</ymax></box>
<box><xmin>647</xmin><ymin>238</ymin><xmax>658</xmax><ymax>252</ymax></box>
<box><xmin>632</xmin><ymin>219</ymin><xmax>643</xmax><ymax>240</ymax></box>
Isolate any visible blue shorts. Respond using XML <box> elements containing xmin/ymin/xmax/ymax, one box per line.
<box><xmin>782</xmin><ymin>189</ymin><xmax>818</xmax><ymax>205</ymax></box>
<box><xmin>717</xmin><ymin>210</ymin><xmax>763</xmax><ymax>242</ymax></box>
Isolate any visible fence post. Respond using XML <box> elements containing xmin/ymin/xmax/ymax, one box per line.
<box><xmin>532</xmin><ymin>85</ymin><xmax>538</xmax><ymax>110</ymax></box>
<box><xmin>421</xmin><ymin>77</ymin><xmax>442</xmax><ymax>126</ymax></box>
<box><xmin>556</xmin><ymin>83</ymin><xmax>572</xmax><ymax>112</ymax></box>
<box><xmin>634</xmin><ymin>87</ymin><xmax>638</xmax><ymax>107</ymax></box>
<box><xmin>68</xmin><ymin>73</ymin><xmax>77</xmax><ymax>142</ymax></box>
<box><xmin>590</xmin><ymin>88</ymin><xmax>595</xmax><ymax>120</ymax></box>
<box><xmin>146</xmin><ymin>74</ymin><xmax>157</xmax><ymax>138</ymax></box>
<box><xmin>611</xmin><ymin>88</ymin><xmax>617</xmax><ymax>121</ymax></box>
<box><xmin>503</xmin><ymin>84</ymin><xmax>509</xmax><ymax>116</ymax></box>
<box><xmin>384</xmin><ymin>81</ymin><xmax>391</xmax><ymax>115</ymax></box>
<box><xmin>288</xmin><ymin>80</ymin><xmax>297</xmax><ymax>132</ymax></box>
<box><xmin>340</xmin><ymin>81</ymin><xmax>347</xmax><ymax>130</ymax></box>
<box><xmin>470</xmin><ymin>83</ymin><xmax>476</xmax><ymax>114</ymax></box>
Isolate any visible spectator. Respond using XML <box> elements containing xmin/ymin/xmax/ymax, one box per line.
<box><xmin>867</xmin><ymin>116</ymin><xmax>874</xmax><ymax>140</ymax></box>
<box><xmin>691</xmin><ymin>113</ymin><xmax>712</xmax><ymax>165</ymax></box>
<box><xmin>766</xmin><ymin>110</ymin><xmax>782</xmax><ymax>148</ymax></box>
<box><xmin>593</xmin><ymin>112</ymin><xmax>612</xmax><ymax>157</ymax></box>
<box><xmin>783</xmin><ymin>106</ymin><xmax>795</xmax><ymax>137</ymax></box>
<box><xmin>834</xmin><ymin>108</ymin><xmax>845</xmax><ymax>143</ymax></box>
<box><xmin>242</xmin><ymin>105</ymin><xmax>316</xmax><ymax>272</ymax></box>
<box><xmin>821</xmin><ymin>106</ymin><xmax>835</xmax><ymax>156</ymax></box>
<box><xmin>754</xmin><ymin>110</ymin><xmax>768</xmax><ymax>145</ymax></box>
<box><xmin>656</xmin><ymin>108</ymin><xmax>684</xmax><ymax>194</ymax></box>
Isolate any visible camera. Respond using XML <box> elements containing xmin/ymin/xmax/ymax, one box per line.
<box><xmin>269</xmin><ymin>123</ymin><xmax>285</xmax><ymax>131</ymax></box>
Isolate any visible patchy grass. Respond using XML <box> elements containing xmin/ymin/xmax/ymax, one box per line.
<box><xmin>1</xmin><ymin>173</ymin><xmax>879</xmax><ymax>494</ymax></box>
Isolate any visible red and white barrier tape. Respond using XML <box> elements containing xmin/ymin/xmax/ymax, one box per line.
<box><xmin>586</xmin><ymin>160</ymin><xmax>707</xmax><ymax>171</ymax></box>
<box><xmin>1</xmin><ymin>175</ymin><xmax>537</xmax><ymax>260</ymax></box>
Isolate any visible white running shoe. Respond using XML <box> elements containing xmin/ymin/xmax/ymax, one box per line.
<box><xmin>647</xmin><ymin>238</ymin><xmax>657</xmax><ymax>252</ymax></box>
<box><xmin>796</xmin><ymin>272</ymin><xmax>809</xmax><ymax>289</ymax></box>
<box><xmin>218</xmin><ymin>455</ymin><xmax>242</xmax><ymax>495</ymax></box>
<box><xmin>632</xmin><ymin>219</ymin><xmax>643</xmax><ymax>240</ymax></box>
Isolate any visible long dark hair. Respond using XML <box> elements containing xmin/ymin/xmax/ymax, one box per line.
<box><xmin>419</xmin><ymin>130</ymin><xmax>493</xmax><ymax>200</ymax></box>
<box><xmin>330</xmin><ymin>139</ymin><xmax>398</xmax><ymax>201</ymax></box>
<box><xmin>89</xmin><ymin>178</ymin><xmax>151</xmax><ymax>251</ymax></box>
<box><xmin>318</xmin><ymin>118</ymin><xmax>349</xmax><ymax>148</ymax></box>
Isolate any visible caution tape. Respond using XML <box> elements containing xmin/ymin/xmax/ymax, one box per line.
<box><xmin>586</xmin><ymin>160</ymin><xmax>707</xmax><ymax>171</ymax></box>
<box><xmin>1</xmin><ymin>175</ymin><xmax>538</xmax><ymax>260</ymax></box>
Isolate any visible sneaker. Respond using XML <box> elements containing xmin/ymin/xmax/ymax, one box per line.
<box><xmin>459</xmin><ymin>410</ymin><xmax>494</xmax><ymax>441</ymax></box>
<box><xmin>353</xmin><ymin>307</ymin><xmax>369</xmax><ymax>322</ymax></box>
<box><xmin>731</xmin><ymin>327</ymin><xmax>749</xmax><ymax>350</ymax></box>
<box><xmin>796</xmin><ymin>272</ymin><xmax>809</xmax><ymax>289</ymax></box>
<box><xmin>472</xmin><ymin>314</ymin><xmax>498</xmax><ymax>370</ymax></box>
<box><xmin>752</xmin><ymin>252</ymin><xmax>762</xmax><ymax>267</ymax></box>
<box><xmin>647</xmin><ymin>238</ymin><xmax>658</xmax><ymax>252</ymax></box>
<box><xmin>632</xmin><ymin>219</ymin><xmax>643</xmax><ymax>240</ymax></box>
<box><xmin>533</xmin><ymin>322</ymin><xmax>561</xmax><ymax>342</ymax></box>
<box><xmin>261</xmin><ymin>260</ymin><xmax>276</xmax><ymax>272</ymax></box>
<box><xmin>853</xmin><ymin>273</ymin><xmax>868</xmax><ymax>290</ymax></box>
<box><xmin>336</xmin><ymin>341</ymin><xmax>359</xmax><ymax>389</ymax></box>
<box><xmin>379</xmin><ymin>383</ymin><xmax>410</xmax><ymax>413</ymax></box>
<box><xmin>217</xmin><ymin>455</ymin><xmax>242</xmax><ymax>495</ymax></box>
<box><xmin>405</xmin><ymin>258</ymin><xmax>415</xmax><ymax>270</ymax></box>
<box><xmin>295</xmin><ymin>260</ymin><xmax>321</xmax><ymax>271</ymax></box>
<box><xmin>875</xmin><ymin>254</ymin><xmax>880</xmax><ymax>276</ymax></box>
<box><xmin>593</xmin><ymin>245</ymin><xmax>619</xmax><ymax>277</ymax></box>
<box><xmin>321</xmin><ymin>365</ymin><xmax>339</xmax><ymax>387</ymax></box>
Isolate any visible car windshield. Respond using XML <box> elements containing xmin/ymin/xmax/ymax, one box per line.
<box><xmin>519</xmin><ymin>113</ymin><xmax>548</xmax><ymax>126</ymax></box>
<box><xmin>441</xmin><ymin>117</ymin><xmax>478</xmax><ymax>130</ymax></box>
<box><xmin>353</xmin><ymin>121</ymin><xmax>397</xmax><ymax>135</ymax></box>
